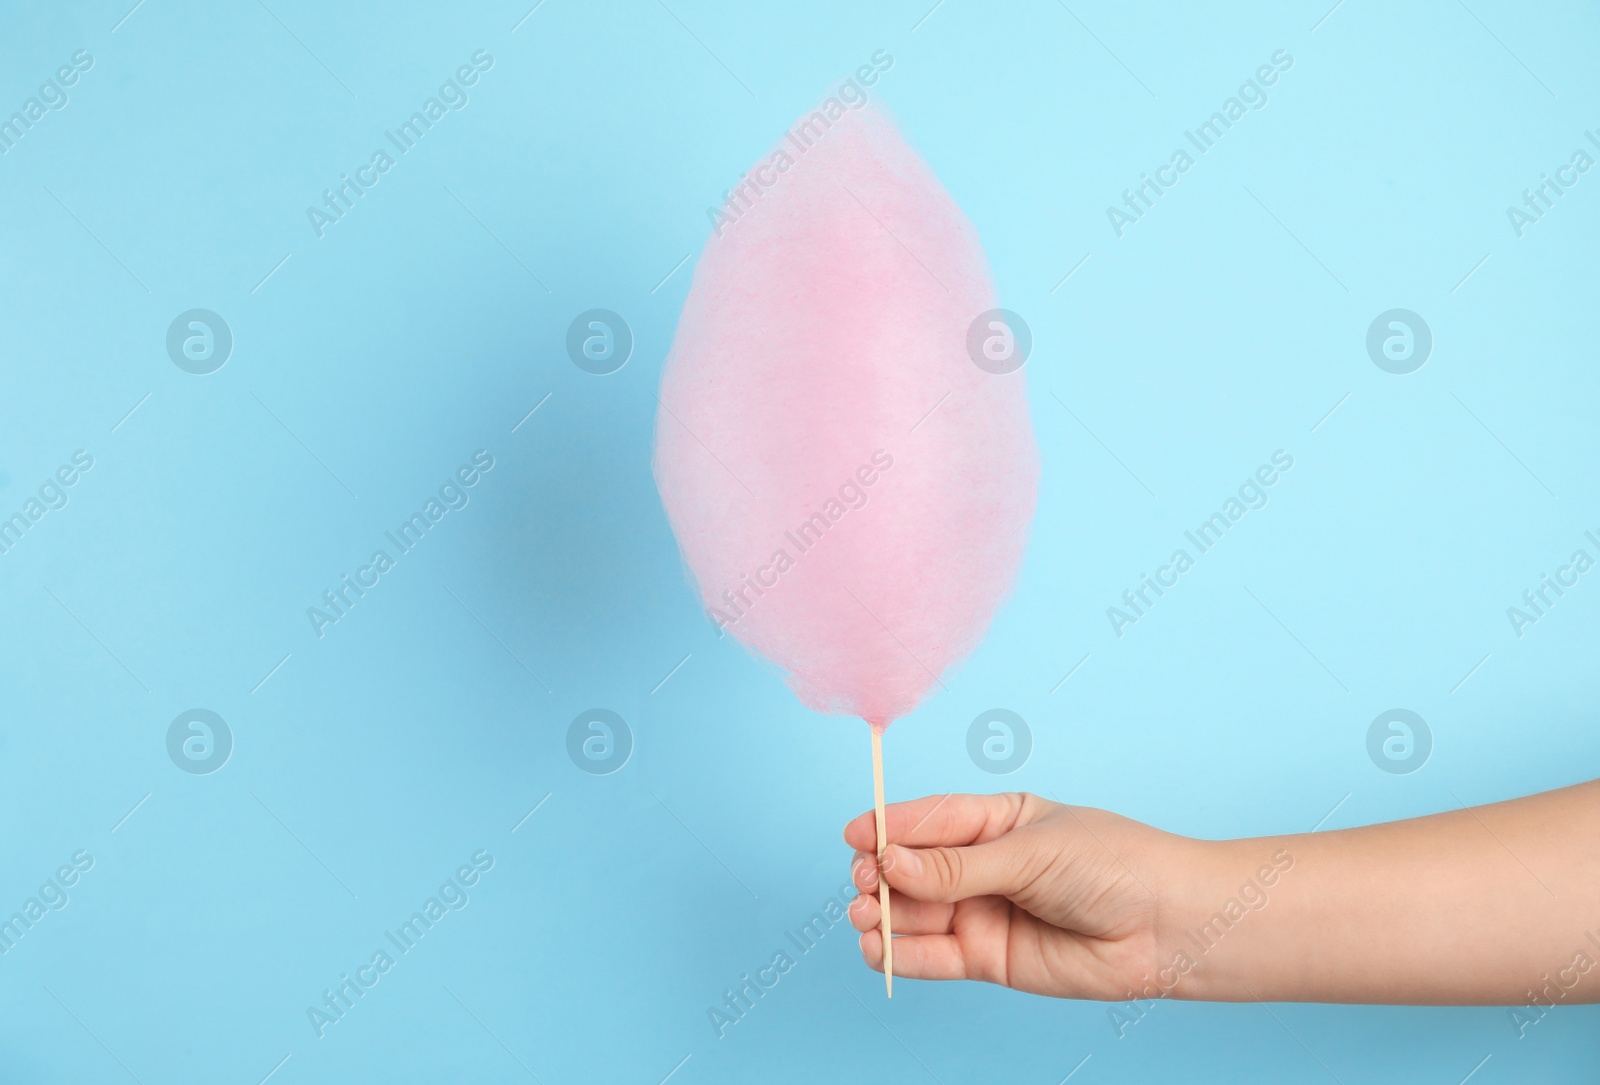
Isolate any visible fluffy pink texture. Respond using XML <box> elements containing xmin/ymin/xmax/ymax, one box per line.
<box><xmin>654</xmin><ymin>104</ymin><xmax>1038</xmax><ymax>730</ymax></box>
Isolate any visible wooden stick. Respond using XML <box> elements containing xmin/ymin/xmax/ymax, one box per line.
<box><xmin>872</xmin><ymin>728</ymin><xmax>892</xmax><ymax>997</ymax></box>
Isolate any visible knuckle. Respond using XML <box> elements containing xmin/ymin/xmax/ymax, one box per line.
<box><xmin>1005</xmin><ymin>791</ymin><xmax>1037</xmax><ymax>824</ymax></box>
<box><xmin>925</xmin><ymin>846</ymin><xmax>965</xmax><ymax>892</ymax></box>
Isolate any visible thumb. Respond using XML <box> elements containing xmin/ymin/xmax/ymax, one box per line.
<box><xmin>880</xmin><ymin>834</ymin><xmax>1034</xmax><ymax>902</ymax></box>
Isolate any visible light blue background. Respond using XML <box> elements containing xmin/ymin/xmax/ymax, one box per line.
<box><xmin>2</xmin><ymin>0</ymin><xmax>1598</xmax><ymax>1081</ymax></box>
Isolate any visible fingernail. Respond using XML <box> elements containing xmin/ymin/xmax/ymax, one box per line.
<box><xmin>890</xmin><ymin>845</ymin><xmax>922</xmax><ymax>877</ymax></box>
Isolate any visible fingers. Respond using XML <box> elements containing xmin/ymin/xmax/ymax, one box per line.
<box><xmin>879</xmin><ymin>833</ymin><xmax>1038</xmax><ymax>904</ymax></box>
<box><xmin>851</xmin><ymin>847</ymin><xmax>969</xmax><ymax>902</ymax></box>
<box><xmin>842</xmin><ymin>792</ymin><xmax>1047</xmax><ymax>853</ymax></box>
<box><xmin>857</xmin><ymin>929</ymin><xmax>969</xmax><ymax>981</ymax></box>
<box><xmin>847</xmin><ymin>890</ymin><xmax>954</xmax><ymax>935</ymax></box>
<box><xmin>851</xmin><ymin>853</ymin><xmax>956</xmax><ymax>931</ymax></box>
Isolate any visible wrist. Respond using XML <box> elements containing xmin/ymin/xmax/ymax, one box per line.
<box><xmin>1151</xmin><ymin>836</ymin><xmax>1300</xmax><ymax>1003</ymax></box>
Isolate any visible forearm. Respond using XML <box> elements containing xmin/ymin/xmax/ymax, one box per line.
<box><xmin>1157</xmin><ymin>780</ymin><xmax>1600</xmax><ymax>1004</ymax></box>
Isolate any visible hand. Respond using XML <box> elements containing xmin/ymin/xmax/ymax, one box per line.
<box><xmin>844</xmin><ymin>792</ymin><xmax>1194</xmax><ymax>999</ymax></box>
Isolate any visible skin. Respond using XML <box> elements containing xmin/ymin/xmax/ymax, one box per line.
<box><xmin>844</xmin><ymin>781</ymin><xmax>1600</xmax><ymax>1004</ymax></box>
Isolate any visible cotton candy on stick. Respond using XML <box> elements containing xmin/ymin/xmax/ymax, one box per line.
<box><xmin>653</xmin><ymin>103</ymin><xmax>1038</xmax><ymax>995</ymax></box>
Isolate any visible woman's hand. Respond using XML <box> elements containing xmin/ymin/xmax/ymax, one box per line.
<box><xmin>844</xmin><ymin>792</ymin><xmax>1197</xmax><ymax>1000</ymax></box>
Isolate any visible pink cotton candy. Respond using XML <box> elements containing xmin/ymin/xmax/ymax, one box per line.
<box><xmin>653</xmin><ymin>103</ymin><xmax>1038</xmax><ymax>731</ymax></box>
